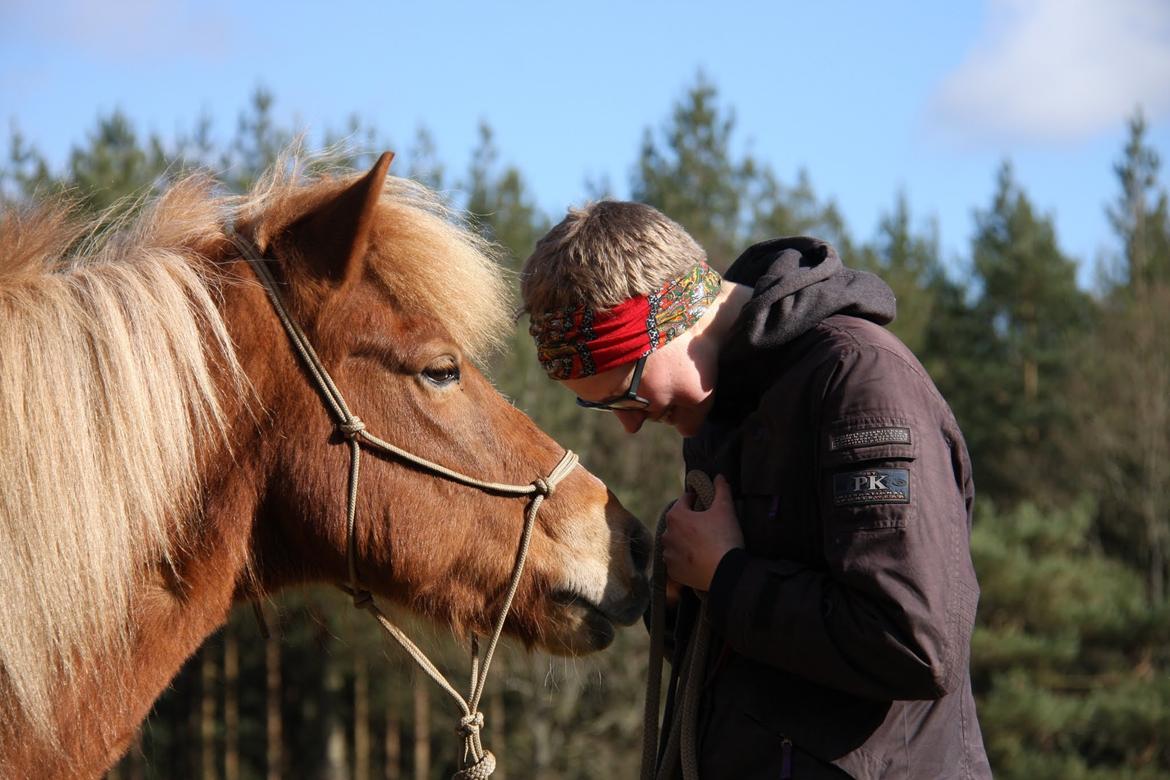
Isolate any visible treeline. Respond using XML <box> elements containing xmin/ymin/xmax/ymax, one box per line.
<box><xmin>3</xmin><ymin>78</ymin><xmax>1169</xmax><ymax>779</ymax></box>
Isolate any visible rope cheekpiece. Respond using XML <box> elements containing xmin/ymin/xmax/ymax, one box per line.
<box><xmin>228</xmin><ymin>230</ymin><xmax>579</xmax><ymax>779</ymax></box>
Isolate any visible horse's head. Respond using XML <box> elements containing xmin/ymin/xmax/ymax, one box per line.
<box><xmin>231</xmin><ymin>154</ymin><xmax>650</xmax><ymax>654</ymax></box>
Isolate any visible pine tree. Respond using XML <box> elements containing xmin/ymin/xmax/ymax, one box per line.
<box><xmin>0</xmin><ymin>122</ymin><xmax>54</xmax><ymax>203</ymax></box>
<box><xmin>66</xmin><ymin>110</ymin><xmax>169</xmax><ymax>213</ymax></box>
<box><xmin>1074</xmin><ymin>110</ymin><xmax>1170</xmax><ymax>605</ymax></box>
<box><xmin>967</xmin><ymin>161</ymin><xmax>1092</xmax><ymax>505</ymax></box>
<box><xmin>632</xmin><ymin>74</ymin><xmax>755</xmax><ymax>269</ymax></box>
<box><xmin>1106</xmin><ymin>109</ymin><xmax>1170</xmax><ymax>290</ymax></box>
<box><xmin>749</xmin><ymin>167</ymin><xmax>858</xmax><ymax>263</ymax></box>
<box><xmin>405</xmin><ymin>126</ymin><xmax>445</xmax><ymax>192</ymax></box>
<box><xmin>865</xmin><ymin>191</ymin><xmax>941</xmax><ymax>353</ymax></box>
<box><xmin>463</xmin><ymin>121</ymin><xmax>548</xmax><ymax>270</ymax></box>
<box><xmin>223</xmin><ymin>88</ymin><xmax>291</xmax><ymax>193</ymax></box>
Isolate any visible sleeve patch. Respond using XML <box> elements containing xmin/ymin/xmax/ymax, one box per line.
<box><xmin>833</xmin><ymin>468</ymin><xmax>910</xmax><ymax>506</ymax></box>
<box><xmin>829</xmin><ymin>426</ymin><xmax>911</xmax><ymax>451</ymax></box>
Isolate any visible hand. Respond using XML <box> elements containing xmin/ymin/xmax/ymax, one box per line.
<box><xmin>661</xmin><ymin>475</ymin><xmax>744</xmax><ymax>593</ymax></box>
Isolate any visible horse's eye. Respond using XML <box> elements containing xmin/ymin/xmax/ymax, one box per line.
<box><xmin>422</xmin><ymin>362</ymin><xmax>460</xmax><ymax>387</ymax></box>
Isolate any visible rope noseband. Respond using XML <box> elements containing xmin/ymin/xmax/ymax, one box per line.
<box><xmin>229</xmin><ymin>231</ymin><xmax>578</xmax><ymax>778</ymax></box>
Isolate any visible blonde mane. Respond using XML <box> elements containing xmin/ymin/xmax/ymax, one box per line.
<box><xmin>0</xmin><ymin>154</ymin><xmax>511</xmax><ymax>738</ymax></box>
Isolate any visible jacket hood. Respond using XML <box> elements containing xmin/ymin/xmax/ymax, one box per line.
<box><xmin>721</xmin><ymin>236</ymin><xmax>896</xmax><ymax>363</ymax></box>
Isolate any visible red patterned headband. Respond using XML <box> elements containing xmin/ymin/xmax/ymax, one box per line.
<box><xmin>529</xmin><ymin>262</ymin><xmax>723</xmax><ymax>380</ymax></box>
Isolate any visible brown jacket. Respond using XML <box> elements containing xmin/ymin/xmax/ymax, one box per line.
<box><xmin>664</xmin><ymin>238</ymin><xmax>991</xmax><ymax>779</ymax></box>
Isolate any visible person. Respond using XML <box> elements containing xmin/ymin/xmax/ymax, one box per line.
<box><xmin>520</xmin><ymin>201</ymin><xmax>992</xmax><ymax>779</ymax></box>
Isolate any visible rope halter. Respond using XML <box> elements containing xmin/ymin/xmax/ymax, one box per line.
<box><xmin>228</xmin><ymin>229</ymin><xmax>579</xmax><ymax>779</ymax></box>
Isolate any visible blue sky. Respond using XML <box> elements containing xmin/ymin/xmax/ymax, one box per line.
<box><xmin>3</xmin><ymin>0</ymin><xmax>1169</xmax><ymax>286</ymax></box>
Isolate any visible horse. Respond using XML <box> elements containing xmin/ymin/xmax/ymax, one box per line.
<box><xmin>0</xmin><ymin>151</ymin><xmax>651</xmax><ymax>778</ymax></box>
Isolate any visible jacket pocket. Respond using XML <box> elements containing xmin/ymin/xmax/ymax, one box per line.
<box><xmin>739</xmin><ymin>709</ymin><xmax>882</xmax><ymax>779</ymax></box>
<box><xmin>821</xmin><ymin>416</ymin><xmax>918</xmax><ymax>467</ymax></box>
<box><xmin>821</xmin><ymin>417</ymin><xmax>917</xmax><ymax>535</ymax></box>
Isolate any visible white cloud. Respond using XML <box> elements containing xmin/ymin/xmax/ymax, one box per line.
<box><xmin>929</xmin><ymin>0</ymin><xmax>1170</xmax><ymax>144</ymax></box>
<box><xmin>3</xmin><ymin>0</ymin><xmax>232</xmax><ymax>60</ymax></box>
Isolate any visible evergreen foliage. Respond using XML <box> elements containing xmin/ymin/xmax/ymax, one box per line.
<box><xmin>965</xmin><ymin>162</ymin><xmax>1092</xmax><ymax>505</ymax></box>
<box><xmin>1107</xmin><ymin>110</ymin><xmax>1170</xmax><ymax>290</ymax></box>
<box><xmin>971</xmin><ymin>500</ymin><xmax>1170</xmax><ymax>778</ymax></box>
<box><xmin>863</xmin><ymin>191</ymin><xmax>941</xmax><ymax>354</ymax></box>
<box><xmin>632</xmin><ymin>73</ymin><xmax>755</xmax><ymax>269</ymax></box>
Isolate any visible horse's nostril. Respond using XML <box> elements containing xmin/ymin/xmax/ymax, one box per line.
<box><xmin>628</xmin><ymin>518</ymin><xmax>652</xmax><ymax>574</ymax></box>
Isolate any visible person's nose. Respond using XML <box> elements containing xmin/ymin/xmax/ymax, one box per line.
<box><xmin>613</xmin><ymin>409</ymin><xmax>647</xmax><ymax>434</ymax></box>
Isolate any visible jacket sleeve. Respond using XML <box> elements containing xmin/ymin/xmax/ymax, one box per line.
<box><xmin>706</xmin><ymin>342</ymin><xmax>980</xmax><ymax>701</ymax></box>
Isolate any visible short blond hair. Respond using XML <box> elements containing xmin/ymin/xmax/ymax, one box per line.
<box><xmin>520</xmin><ymin>201</ymin><xmax>706</xmax><ymax>315</ymax></box>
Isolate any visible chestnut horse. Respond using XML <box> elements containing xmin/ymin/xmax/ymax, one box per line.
<box><xmin>0</xmin><ymin>152</ymin><xmax>650</xmax><ymax>778</ymax></box>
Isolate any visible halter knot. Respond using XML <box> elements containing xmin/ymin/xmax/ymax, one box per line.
<box><xmin>457</xmin><ymin>711</ymin><xmax>485</xmax><ymax>737</ymax></box>
<box><xmin>532</xmin><ymin>477</ymin><xmax>555</xmax><ymax>498</ymax></box>
<box><xmin>338</xmin><ymin>417</ymin><xmax>366</xmax><ymax>440</ymax></box>
<box><xmin>453</xmin><ymin>749</ymin><xmax>496</xmax><ymax>780</ymax></box>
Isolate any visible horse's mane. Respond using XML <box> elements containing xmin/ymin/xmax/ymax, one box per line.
<box><xmin>0</xmin><ymin>153</ymin><xmax>512</xmax><ymax>737</ymax></box>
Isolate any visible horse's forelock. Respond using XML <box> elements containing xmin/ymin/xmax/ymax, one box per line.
<box><xmin>368</xmin><ymin>178</ymin><xmax>514</xmax><ymax>362</ymax></box>
<box><xmin>234</xmin><ymin>154</ymin><xmax>514</xmax><ymax>363</ymax></box>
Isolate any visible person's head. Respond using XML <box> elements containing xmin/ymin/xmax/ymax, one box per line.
<box><xmin>521</xmin><ymin>201</ymin><xmax>725</xmax><ymax>437</ymax></box>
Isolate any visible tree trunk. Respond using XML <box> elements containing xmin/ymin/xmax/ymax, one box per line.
<box><xmin>355</xmin><ymin>650</ymin><xmax>370</xmax><ymax>780</ymax></box>
<box><xmin>325</xmin><ymin>658</ymin><xmax>350</xmax><ymax>780</ymax></box>
<box><xmin>266</xmin><ymin>626</ymin><xmax>283</xmax><ymax>780</ymax></box>
<box><xmin>224</xmin><ymin>625</ymin><xmax>240</xmax><ymax>780</ymax></box>
<box><xmin>488</xmin><ymin>656</ymin><xmax>506</xmax><ymax>780</ymax></box>
<box><xmin>1135</xmin><ymin>287</ymin><xmax>1170</xmax><ymax>606</ymax></box>
<box><xmin>190</xmin><ymin>657</ymin><xmax>202</xmax><ymax>778</ymax></box>
<box><xmin>105</xmin><ymin>733</ymin><xmax>144</xmax><ymax>780</ymax></box>
<box><xmin>201</xmin><ymin>645</ymin><xmax>218</xmax><ymax>780</ymax></box>
<box><xmin>413</xmin><ymin>674</ymin><xmax>431</xmax><ymax>780</ymax></box>
<box><xmin>385</xmin><ymin>708</ymin><xmax>402</xmax><ymax>780</ymax></box>
<box><xmin>528</xmin><ymin>655</ymin><xmax>553</xmax><ymax>780</ymax></box>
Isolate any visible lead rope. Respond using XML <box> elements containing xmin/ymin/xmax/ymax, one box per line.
<box><xmin>642</xmin><ymin>470</ymin><xmax>715</xmax><ymax>780</ymax></box>
<box><xmin>227</xmin><ymin>230</ymin><xmax>578</xmax><ymax>779</ymax></box>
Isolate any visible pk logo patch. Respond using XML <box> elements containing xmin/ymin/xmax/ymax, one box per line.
<box><xmin>832</xmin><ymin>468</ymin><xmax>910</xmax><ymax>506</ymax></box>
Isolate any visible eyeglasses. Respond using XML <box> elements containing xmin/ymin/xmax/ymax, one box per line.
<box><xmin>575</xmin><ymin>356</ymin><xmax>650</xmax><ymax>411</ymax></box>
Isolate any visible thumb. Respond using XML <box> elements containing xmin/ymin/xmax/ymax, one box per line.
<box><xmin>713</xmin><ymin>473</ymin><xmax>733</xmax><ymax>505</ymax></box>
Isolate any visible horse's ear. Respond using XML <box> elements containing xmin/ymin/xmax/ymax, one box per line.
<box><xmin>292</xmin><ymin>151</ymin><xmax>395</xmax><ymax>287</ymax></box>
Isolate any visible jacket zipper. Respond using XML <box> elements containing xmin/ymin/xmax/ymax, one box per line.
<box><xmin>780</xmin><ymin>737</ymin><xmax>793</xmax><ymax>779</ymax></box>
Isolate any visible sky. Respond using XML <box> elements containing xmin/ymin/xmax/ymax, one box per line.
<box><xmin>3</xmin><ymin>0</ymin><xmax>1169</xmax><ymax>287</ymax></box>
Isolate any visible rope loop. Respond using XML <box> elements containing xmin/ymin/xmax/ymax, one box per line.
<box><xmin>457</xmin><ymin>711</ymin><xmax>484</xmax><ymax>737</ymax></box>
<box><xmin>338</xmin><ymin>417</ymin><xmax>366</xmax><ymax>440</ymax></box>
<box><xmin>453</xmin><ymin>750</ymin><xmax>496</xmax><ymax>780</ymax></box>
